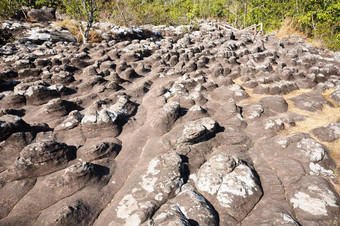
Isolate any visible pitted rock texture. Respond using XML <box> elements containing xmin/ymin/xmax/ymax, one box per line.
<box><xmin>0</xmin><ymin>20</ymin><xmax>340</xmax><ymax>226</ymax></box>
<box><xmin>196</xmin><ymin>154</ymin><xmax>262</xmax><ymax>221</ymax></box>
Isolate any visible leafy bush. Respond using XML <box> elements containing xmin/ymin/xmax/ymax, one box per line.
<box><xmin>35</xmin><ymin>0</ymin><xmax>64</xmax><ymax>8</ymax></box>
<box><xmin>0</xmin><ymin>0</ymin><xmax>24</xmax><ymax>19</ymax></box>
<box><xmin>0</xmin><ymin>0</ymin><xmax>64</xmax><ymax>20</ymax></box>
<box><xmin>296</xmin><ymin>0</ymin><xmax>340</xmax><ymax>51</ymax></box>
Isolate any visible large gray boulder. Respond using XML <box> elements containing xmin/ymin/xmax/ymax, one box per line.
<box><xmin>27</xmin><ymin>7</ymin><xmax>56</xmax><ymax>21</ymax></box>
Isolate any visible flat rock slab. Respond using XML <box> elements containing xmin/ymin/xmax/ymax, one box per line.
<box><xmin>289</xmin><ymin>91</ymin><xmax>333</xmax><ymax>112</ymax></box>
<box><xmin>312</xmin><ymin>122</ymin><xmax>340</xmax><ymax>142</ymax></box>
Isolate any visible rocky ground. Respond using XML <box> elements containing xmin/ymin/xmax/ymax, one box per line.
<box><xmin>0</xmin><ymin>19</ymin><xmax>340</xmax><ymax>225</ymax></box>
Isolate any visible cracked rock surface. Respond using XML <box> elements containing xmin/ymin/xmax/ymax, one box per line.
<box><xmin>0</xmin><ymin>20</ymin><xmax>340</xmax><ymax>225</ymax></box>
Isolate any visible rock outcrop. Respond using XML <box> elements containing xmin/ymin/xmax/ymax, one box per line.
<box><xmin>27</xmin><ymin>7</ymin><xmax>56</xmax><ymax>22</ymax></box>
<box><xmin>0</xmin><ymin>19</ymin><xmax>339</xmax><ymax>225</ymax></box>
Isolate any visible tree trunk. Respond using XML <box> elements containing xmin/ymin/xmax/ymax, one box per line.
<box><xmin>78</xmin><ymin>23</ymin><xmax>86</xmax><ymax>44</ymax></box>
<box><xmin>81</xmin><ymin>0</ymin><xmax>97</xmax><ymax>43</ymax></box>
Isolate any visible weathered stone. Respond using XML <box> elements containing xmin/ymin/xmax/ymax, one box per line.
<box><xmin>0</xmin><ymin>20</ymin><xmax>340</xmax><ymax>226</ymax></box>
<box><xmin>119</xmin><ymin>68</ymin><xmax>139</xmax><ymax>80</ymax></box>
<box><xmin>18</xmin><ymin>68</ymin><xmax>42</xmax><ymax>78</ymax></box>
<box><xmin>312</xmin><ymin>122</ymin><xmax>340</xmax><ymax>142</ymax></box>
<box><xmin>176</xmin><ymin>117</ymin><xmax>218</xmax><ymax>145</ymax></box>
<box><xmin>260</xmin><ymin>96</ymin><xmax>288</xmax><ymax>113</ymax></box>
<box><xmin>289</xmin><ymin>91</ymin><xmax>333</xmax><ymax>112</ymax></box>
<box><xmin>196</xmin><ymin>154</ymin><xmax>262</xmax><ymax>221</ymax></box>
<box><xmin>0</xmin><ymin>178</ymin><xmax>36</xmax><ymax>218</ymax></box>
<box><xmin>0</xmin><ymin>114</ymin><xmax>30</xmax><ymax>141</ymax></box>
<box><xmin>287</xmin><ymin>176</ymin><xmax>340</xmax><ymax>224</ymax></box>
<box><xmin>27</xmin><ymin>7</ymin><xmax>56</xmax><ymax>21</ymax></box>
<box><xmin>0</xmin><ymin>141</ymin><xmax>76</xmax><ymax>182</ymax></box>
<box><xmin>34</xmin><ymin>200</ymin><xmax>90</xmax><ymax>226</ymax></box>
<box><xmin>55</xmin><ymin>110</ymin><xmax>82</xmax><ymax>131</ymax></box>
<box><xmin>151</xmin><ymin>184</ymin><xmax>218</xmax><ymax>225</ymax></box>
<box><xmin>14</xmin><ymin>81</ymin><xmax>60</xmax><ymax>105</ymax></box>
<box><xmin>330</xmin><ymin>89</ymin><xmax>340</xmax><ymax>105</ymax></box>
<box><xmin>114</xmin><ymin>151</ymin><xmax>186</xmax><ymax>225</ymax></box>
<box><xmin>77</xmin><ymin>140</ymin><xmax>122</xmax><ymax>161</ymax></box>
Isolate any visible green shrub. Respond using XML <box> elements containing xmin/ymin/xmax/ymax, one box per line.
<box><xmin>62</xmin><ymin>0</ymin><xmax>98</xmax><ymax>43</ymax></box>
<box><xmin>35</xmin><ymin>0</ymin><xmax>64</xmax><ymax>8</ymax></box>
<box><xmin>0</xmin><ymin>0</ymin><xmax>24</xmax><ymax>20</ymax></box>
<box><xmin>0</xmin><ymin>0</ymin><xmax>64</xmax><ymax>20</ymax></box>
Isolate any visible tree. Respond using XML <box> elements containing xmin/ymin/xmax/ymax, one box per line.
<box><xmin>63</xmin><ymin>0</ymin><xmax>98</xmax><ymax>43</ymax></box>
<box><xmin>0</xmin><ymin>0</ymin><xmax>27</xmax><ymax>20</ymax></box>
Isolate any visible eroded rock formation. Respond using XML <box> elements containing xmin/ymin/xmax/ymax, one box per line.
<box><xmin>0</xmin><ymin>20</ymin><xmax>339</xmax><ymax>225</ymax></box>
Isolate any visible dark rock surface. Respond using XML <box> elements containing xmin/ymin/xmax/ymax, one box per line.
<box><xmin>312</xmin><ymin>122</ymin><xmax>340</xmax><ymax>142</ymax></box>
<box><xmin>0</xmin><ymin>20</ymin><xmax>339</xmax><ymax>225</ymax></box>
<box><xmin>27</xmin><ymin>7</ymin><xmax>56</xmax><ymax>22</ymax></box>
<box><xmin>289</xmin><ymin>90</ymin><xmax>333</xmax><ymax>112</ymax></box>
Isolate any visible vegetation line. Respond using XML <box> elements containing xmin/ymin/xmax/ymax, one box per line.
<box><xmin>0</xmin><ymin>0</ymin><xmax>339</xmax><ymax>50</ymax></box>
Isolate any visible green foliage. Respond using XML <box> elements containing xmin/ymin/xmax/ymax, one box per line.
<box><xmin>62</xmin><ymin>0</ymin><xmax>99</xmax><ymax>42</ymax></box>
<box><xmin>294</xmin><ymin>0</ymin><xmax>339</xmax><ymax>50</ymax></box>
<box><xmin>0</xmin><ymin>0</ymin><xmax>24</xmax><ymax>19</ymax></box>
<box><xmin>104</xmin><ymin>0</ymin><xmax>339</xmax><ymax>50</ymax></box>
<box><xmin>109</xmin><ymin>0</ymin><xmax>190</xmax><ymax>26</ymax></box>
<box><xmin>63</xmin><ymin>0</ymin><xmax>84</xmax><ymax>21</ymax></box>
<box><xmin>0</xmin><ymin>0</ymin><xmax>64</xmax><ymax>19</ymax></box>
<box><xmin>35</xmin><ymin>0</ymin><xmax>64</xmax><ymax>8</ymax></box>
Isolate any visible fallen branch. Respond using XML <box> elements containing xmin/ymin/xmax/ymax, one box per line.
<box><xmin>218</xmin><ymin>24</ymin><xmax>239</xmax><ymax>31</ymax></box>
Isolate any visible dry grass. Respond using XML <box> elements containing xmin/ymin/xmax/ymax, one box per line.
<box><xmin>307</xmin><ymin>38</ymin><xmax>326</xmax><ymax>50</ymax></box>
<box><xmin>30</xmin><ymin>22</ymin><xmax>46</xmax><ymax>27</ymax></box>
<box><xmin>321</xmin><ymin>87</ymin><xmax>340</xmax><ymax>108</ymax></box>
<box><xmin>53</xmin><ymin>19</ymin><xmax>80</xmax><ymax>35</ymax></box>
<box><xmin>282</xmin><ymin>103</ymin><xmax>340</xmax><ymax>191</ymax></box>
<box><xmin>232</xmin><ymin>80</ymin><xmax>340</xmax><ymax>186</ymax></box>
<box><xmin>283</xmin><ymin>88</ymin><xmax>340</xmax><ymax>131</ymax></box>
<box><xmin>276</xmin><ymin>18</ymin><xmax>327</xmax><ymax>50</ymax></box>
<box><xmin>281</xmin><ymin>88</ymin><xmax>340</xmax><ymax>189</ymax></box>
<box><xmin>52</xmin><ymin>19</ymin><xmax>103</xmax><ymax>43</ymax></box>
<box><xmin>276</xmin><ymin>18</ymin><xmax>306</xmax><ymax>40</ymax></box>
<box><xmin>283</xmin><ymin>103</ymin><xmax>340</xmax><ymax>136</ymax></box>
<box><xmin>88</xmin><ymin>30</ymin><xmax>103</xmax><ymax>43</ymax></box>
<box><xmin>53</xmin><ymin>19</ymin><xmax>82</xmax><ymax>41</ymax></box>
